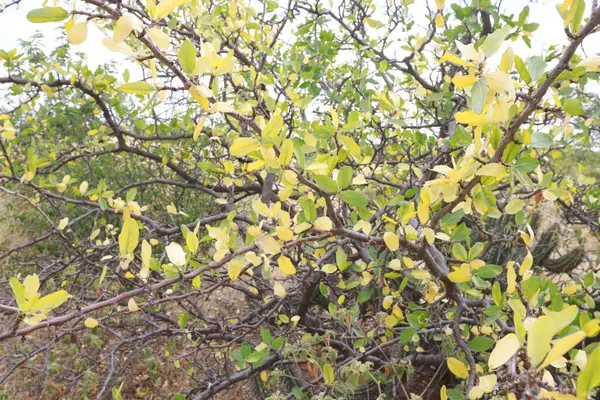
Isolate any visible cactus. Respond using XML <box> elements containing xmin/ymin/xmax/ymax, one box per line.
<box><xmin>482</xmin><ymin>219</ymin><xmax>585</xmax><ymax>275</ymax></box>
<box><xmin>542</xmin><ymin>247</ymin><xmax>586</xmax><ymax>274</ymax></box>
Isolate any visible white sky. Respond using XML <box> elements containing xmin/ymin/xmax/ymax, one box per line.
<box><xmin>0</xmin><ymin>0</ymin><xmax>598</xmax><ymax>81</ymax></box>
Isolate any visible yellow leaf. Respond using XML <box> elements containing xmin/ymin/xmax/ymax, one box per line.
<box><xmin>275</xmin><ymin>226</ymin><xmax>293</xmax><ymax>241</ymax></box>
<box><xmin>262</xmin><ymin>114</ymin><xmax>284</xmax><ymax>137</ymax></box>
<box><xmin>192</xmin><ymin>275</ymin><xmax>201</xmax><ymax>289</ymax></box>
<box><xmin>383</xmin><ymin>232</ymin><xmax>400</xmax><ymax>251</ymax></box>
<box><xmin>147</xmin><ymin>0</ymin><xmax>156</xmax><ymax>17</ymax></box>
<box><xmin>528</xmin><ymin>316</ymin><xmax>555</xmax><ymax>367</ymax></box>
<box><xmin>279</xmin><ymin>139</ymin><xmax>294</xmax><ymax>166</ymax></box>
<box><xmin>166</xmin><ymin>242</ymin><xmax>186</xmax><ymax>267</ymax></box>
<box><xmin>230</xmin><ymin>137</ymin><xmax>260</xmax><ymax>157</ymax></box>
<box><xmin>252</xmin><ymin>200</ymin><xmax>271</xmax><ymax>217</ymax></box>
<box><xmin>448</xmin><ymin>263</ymin><xmax>471</xmax><ymax>283</ymax></box>
<box><xmin>382</xmin><ymin>296</ymin><xmax>394</xmax><ymax>309</ymax></box>
<box><xmin>423</xmin><ymin>227</ymin><xmax>435</xmax><ymax>244</ymax></box>
<box><xmin>84</xmin><ymin>317</ymin><xmax>99</xmax><ymax>328</ymax></box>
<box><xmin>452</xmin><ymin>74</ymin><xmax>478</xmax><ymax>88</ymax></box>
<box><xmin>435</xmin><ymin>13</ymin><xmax>444</xmax><ymax>28</ymax></box>
<box><xmin>537</xmin><ymin>331</ymin><xmax>586</xmax><ymax>371</ymax></box>
<box><xmin>486</xmin><ymin>71</ymin><xmax>513</xmax><ymax>95</ymax></box>
<box><xmin>128</xmin><ymin>298</ymin><xmax>140</xmax><ymax>312</ymax></box>
<box><xmin>155</xmin><ymin>0</ymin><xmax>190</xmax><ymax>20</ymax></box>
<box><xmin>79</xmin><ymin>181</ymin><xmax>88</xmax><ymax>195</ymax></box>
<box><xmin>23</xmin><ymin>274</ymin><xmax>40</xmax><ymax>301</ymax></box>
<box><xmin>147</xmin><ymin>27</ymin><xmax>170</xmax><ymax>51</ymax></box>
<box><xmin>578</xmin><ymin>56</ymin><xmax>600</xmax><ymax>72</ymax></box>
<box><xmin>113</xmin><ymin>15</ymin><xmax>141</xmax><ymax>44</ymax></box>
<box><xmin>227</xmin><ymin>258</ymin><xmax>245</xmax><ymax>281</ymax></box>
<box><xmin>476</xmin><ymin>163</ymin><xmax>506</xmax><ymax>178</ymax></box>
<box><xmin>447</xmin><ymin>357</ymin><xmax>469</xmax><ymax>379</ymax></box>
<box><xmin>209</xmin><ymin>102</ymin><xmax>235</xmax><ymax>114</ymax></box>
<box><xmin>330</xmin><ymin>107</ymin><xmax>338</xmax><ymax>130</ymax></box>
<box><xmin>314</xmin><ymin>216</ymin><xmax>333</xmax><ymax>231</ymax></box>
<box><xmin>562</xmin><ymin>284</ymin><xmax>580</xmax><ymax>295</ymax></box>
<box><xmin>338</xmin><ymin>135</ymin><xmax>361</xmax><ymax>160</ymax></box>
<box><xmin>66</xmin><ymin>21</ymin><xmax>87</xmax><ymax>45</ymax></box>
<box><xmin>186</xmin><ymin>230</ymin><xmax>199</xmax><ymax>253</ymax></box>
<box><xmin>546</xmin><ymin>305</ymin><xmax>578</xmax><ymax>335</ymax></box>
<box><xmin>583</xmin><ymin>319</ymin><xmax>600</xmax><ymax>337</ymax></box>
<box><xmin>435</xmin><ymin>0</ymin><xmax>445</xmax><ymax>9</ymax></box>
<box><xmin>468</xmin><ymin>375</ymin><xmax>497</xmax><ymax>400</ymax></box>
<box><xmin>140</xmin><ymin>240</ymin><xmax>151</xmax><ymax>278</ymax></box>
<box><xmin>278</xmin><ymin>255</ymin><xmax>296</xmax><ymax>275</ymax></box>
<box><xmin>166</xmin><ymin>203</ymin><xmax>178</xmax><ymax>215</ymax></box>
<box><xmin>441</xmin><ymin>386</ymin><xmax>448</xmax><ymax>400</ymax></box>
<box><xmin>58</xmin><ymin>217</ymin><xmax>69</xmax><ymax>231</ymax></box>
<box><xmin>119</xmin><ymin>218</ymin><xmax>139</xmax><ymax>255</ymax></box>
<box><xmin>213</xmin><ymin>51</ymin><xmax>234</xmax><ymax>76</ymax></box>
<box><xmin>488</xmin><ymin>333</ymin><xmax>520</xmax><ymax>369</ymax></box>
<box><xmin>507</xmin><ymin>262</ymin><xmax>515</xmax><ymax>294</ymax></box>
<box><xmin>519</xmin><ymin>250</ymin><xmax>533</xmax><ymax>276</ymax></box>
<box><xmin>440</xmin><ymin>51</ymin><xmax>473</xmax><ymax>67</ymax></box>
<box><xmin>417</xmin><ymin>202</ymin><xmax>429</xmax><ymax>224</ymax></box>
<box><xmin>455</xmin><ymin>110</ymin><xmax>487</xmax><ymax>126</ymax></box>
<box><xmin>385</xmin><ymin>314</ymin><xmax>397</xmax><ymax>327</ymax></box>
<box><xmin>119</xmin><ymin>81</ymin><xmax>155</xmax><ymax>95</ymax></box>
<box><xmin>560</xmin><ymin>0</ymin><xmax>575</xmax><ymax>13</ymax></box>
<box><xmin>193</xmin><ymin>116</ymin><xmax>205</xmax><ymax>141</ymax></box>
<box><xmin>273</xmin><ymin>283</ymin><xmax>286</xmax><ymax>297</ymax></box>
<box><xmin>500</xmin><ymin>47</ymin><xmax>514</xmax><ymax>73</ymax></box>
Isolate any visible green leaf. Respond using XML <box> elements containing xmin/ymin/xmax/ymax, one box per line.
<box><xmin>337</xmin><ymin>135</ymin><xmax>361</xmax><ymax>159</ymax></box>
<box><xmin>470</xmin><ymin>78</ymin><xmax>488</xmax><ymax>114</ymax></box>
<box><xmin>468</xmin><ymin>336</ymin><xmax>495</xmax><ymax>352</ymax></box>
<box><xmin>119</xmin><ymin>82</ymin><xmax>155</xmax><ymax>95</ymax></box>
<box><xmin>563</xmin><ymin>98</ymin><xmax>585</xmax><ymax>116</ymax></box>
<box><xmin>357</xmin><ymin>288</ymin><xmax>373</xmax><ymax>304</ymax></box>
<box><xmin>514</xmin><ymin>55</ymin><xmax>532</xmax><ymax>84</ymax></box>
<box><xmin>260</xmin><ymin>328</ymin><xmax>272</xmax><ymax>345</ymax></box>
<box><xmin>271</xmin><ymin>336</ymin><xmax>284</xmax><ymax>351</ymax></box>
<box><xmin>526</xmin><ymin>56</ymin><xmax>547</xmax><ymax>82</ymax></box>
<box><xmin>451</xmin><ymin>243</ymin><xmax>468</xmax><ymax>261</ymax></box>
<box><xmin>340</xmin><ymin>190</ymin><xmax>368</xmax><ymax>207</ymax></box>
<box><xmin>337</xmin><ymin>166</ymin><xmax>353</xmax><ymax>189</ymax></box>
<box><xmin>178</xmin><ymin>39</ymin><xmax>196</xmax><ymax>74</ymax></box>
<box><xmin>314</xmin><ymin>175</ymin><xmax>338</xmax><ymax>193</ymax></box>
<box><xmin>481</xmin><ymin>25</ymin><xmax>511</xmax><ymax>57</ymax></box>
<box><xmin>323</xmin><ymin>363</ymin><xmax>334</xmax><ymax>384</ymax></box>
<box><xmin>451</xmin><ymin>125</ymin><xmax>472</xmax><ymax>147</ymax></box>
<box><xmin>475</xmin><ymin>264</ymin><xmax>503</xmax><ymax>279</ymax></box>
<box><xmin>577</xmin><ymin>347</ymin><xmax>600</xmax><ymax>399</ymax></box>
<box><xmin>492</xmin><ymin>281</ymin><xmax>502</xmax><ymax>306</ymax></box>
<box><xmin>514</xmin><ymin>153</ymin><xmax>538</xmax><ymax>184</ymax></box>
<box><xmin>26</xmin><ymin>7</ymin><xmax>69</xmax><ymax>23</ymax></box>
<box><xmin>247</xmin><ymin>349</ymin><xmax>268</xmax><ymax>365</ymax></box>
<box><xmin>530</xmin><ymin>132</ymin><xmax>553</xmax><ymax>148</ymax></box>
